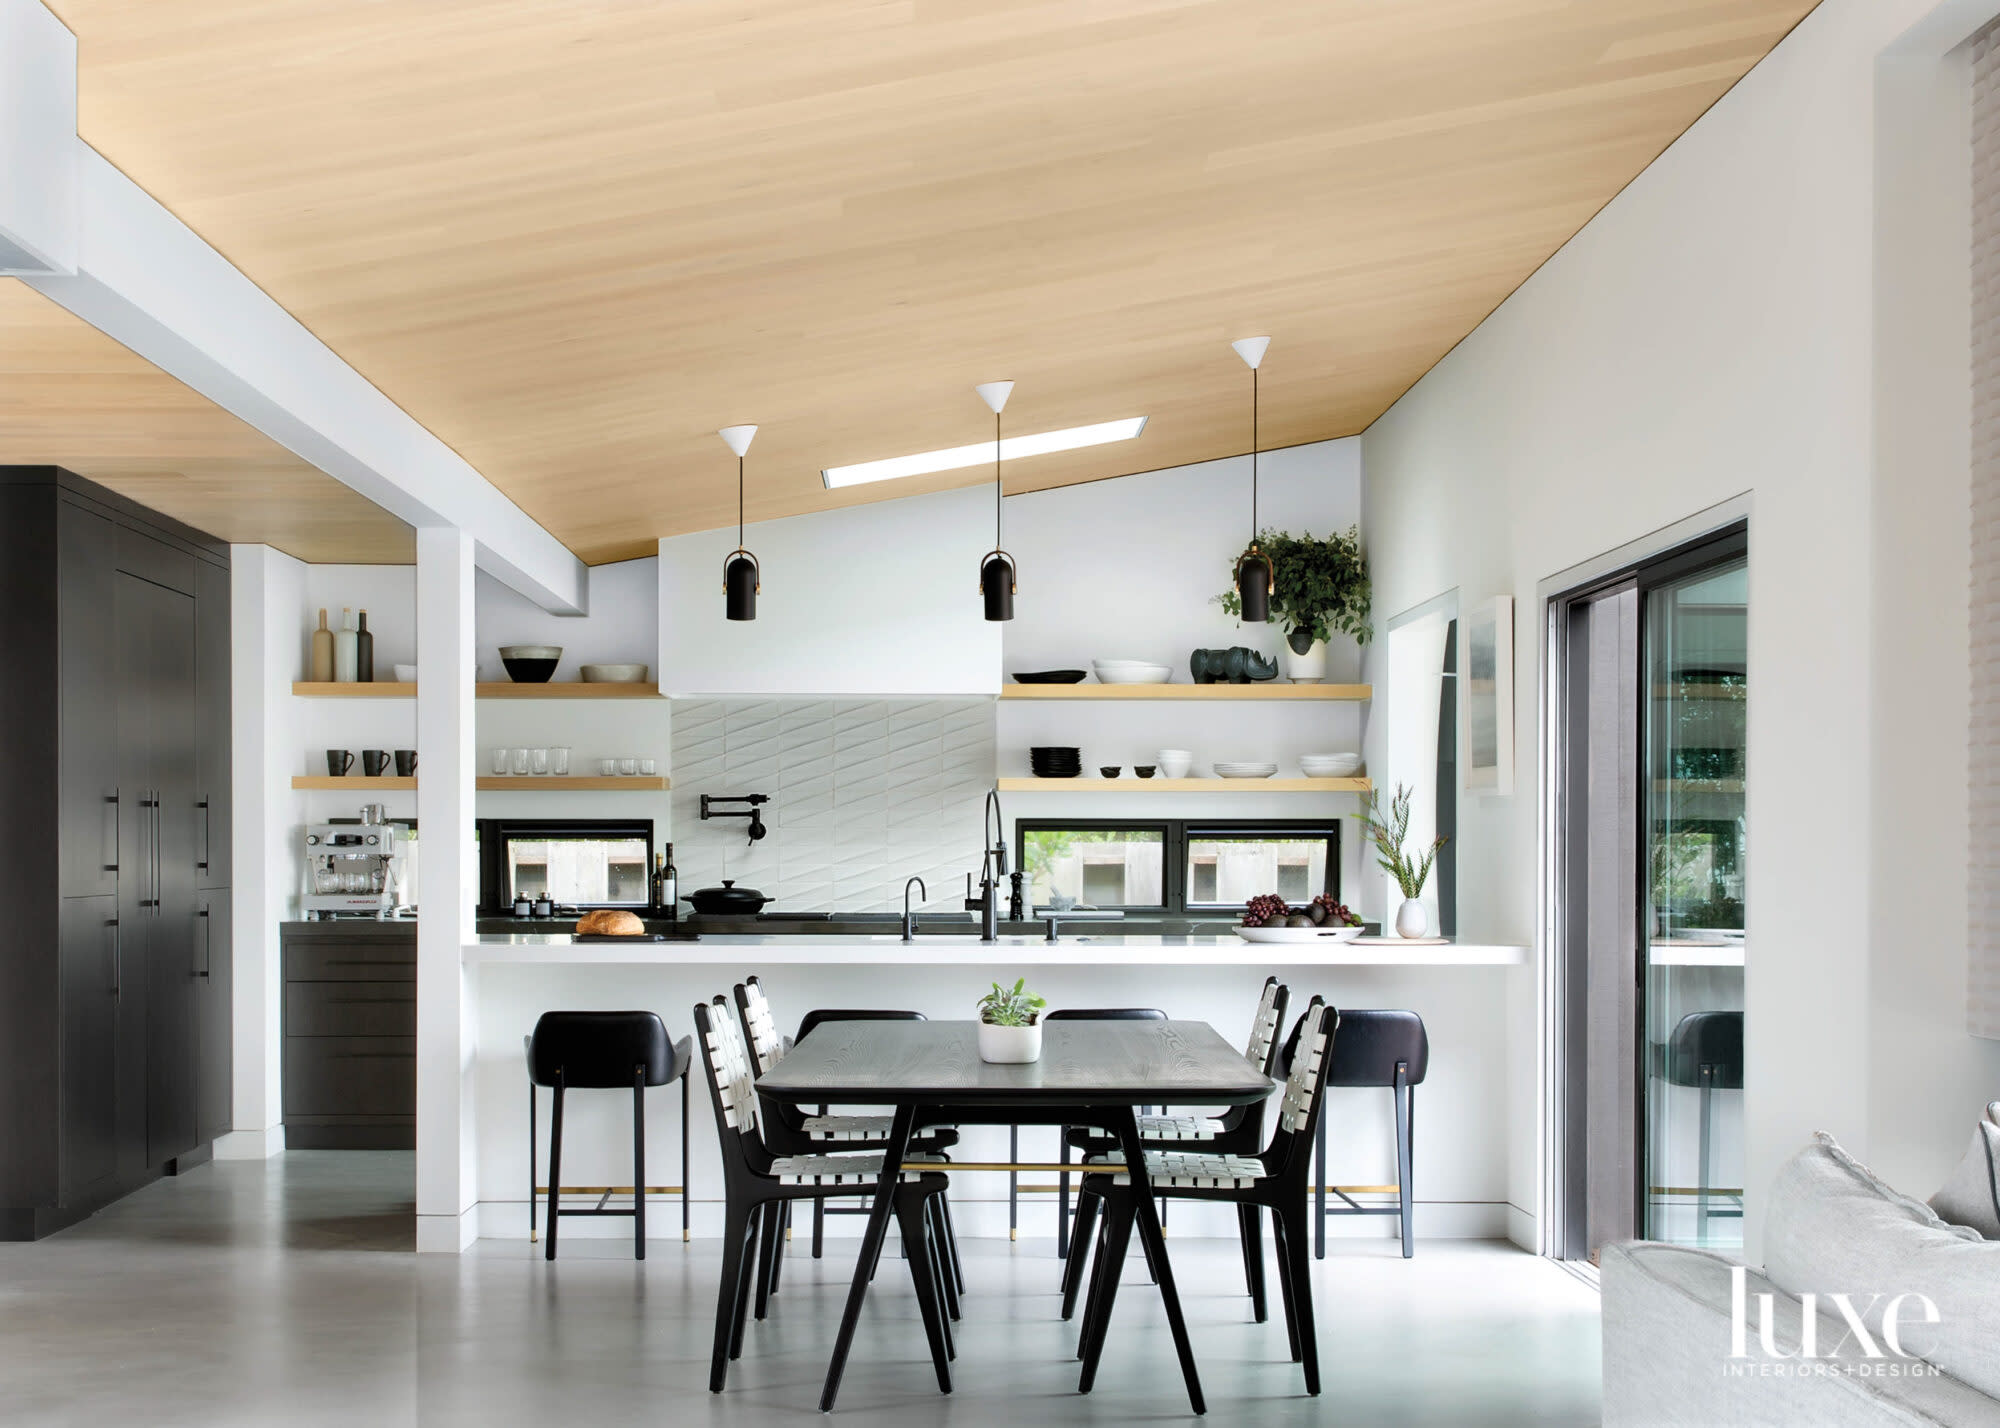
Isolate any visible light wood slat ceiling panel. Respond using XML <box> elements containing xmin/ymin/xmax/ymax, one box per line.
<box><xmin>0</xmin><ymin>283</ymin><xmax>414</xmax><ymax>561</ymax></box>
<box><xmin>47</xmin><ymin>0</ymin><xmax>1816</xmax><ymax>564</ymax></box>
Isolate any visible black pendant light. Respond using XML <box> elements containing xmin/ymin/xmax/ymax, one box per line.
<box><xmin>1231</xmin><ymin>337</ymin><xmax>1273</xmax><ymax>623</ymax></box>
<box><xmin>719</xmin><ymin>425</ymin><xmax>760</xmax><ymax>621</ymax></box>
<box><xmin>975</xmin><ymin>381</ymin><xmax>1017</xmax><ymax>622</ymax></box>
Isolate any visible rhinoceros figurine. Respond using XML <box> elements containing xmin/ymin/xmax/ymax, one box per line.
<box><xmin>1189</xmin><ymin>646</ymin><xmax>1280</xmax><ymax>684</ymax></box>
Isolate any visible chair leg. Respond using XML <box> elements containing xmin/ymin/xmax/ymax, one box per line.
<box><xmin>681</xmin><ymin>1072</ymin><xmax>691</xmax><ymax>1243</ymax></box>
<box><xmin>1075</xmin><ymin>1208</ymin><xmax>1110</xmax><ymax>1356</ymax></box>
<box><xmin>1279</xmin><ymin>1202</ymin><xmax>1320</xmax><ymax>1395</ymax></box>
<box><xmin>729</xmin><ymin>1204</ymin><xmax>760</xmax><ymax>1361</ymax></box>
<box><xmin>1008</xmin><ymin>1124</ymin><xmax>1019</xmax><ymax>1241</ymax></box>
<box><xmin>934</xmin><ymin>1193</ymin><xmax>966</xmax><ymax>1304</ymax></box>
<box><xmin>1077</xmin><ymin>1193</ymin><xmax>1136</xmax><ymax>1392</ymax></box>
<box><xmin>1271</xmin><ymin>1204</ymin><xmax>1303</xmax><ymax>1363</ymax></box>
<box><xmin>544</xmin><ymin>1078</ymin><xmax>565</xmax><ymax>1261</ymax></box>
<box><xmin>1060</xmin><ymin>1189</ymin><xmax>1100</xmax><ymax>1320</ymax></box>
<box><xmin>1315</xmin><ymin>1110</ymin><xmax>1328</xmax><ymax>1260</ymax></box>
<box><xmin>1396</xmin><ymin>1072</ymin><xmax>1415</xmax><ymax>1258</ymax></box>
<box><xmin>527</xmin><ymin>1074</ymin><xmax>537</xmax><ymax>1244</ymax></box>
<box><xmin>1057</xmin><ymin>1134</ymin><xmax>1072</xmax><ymax>1258</ymax></box>
<box><xmin>709</xmin><ymin>1201</ymin><xmax>753</xmax><ymax>1392</ymax></box>
<box><xmin>1697</xmin><ymin>1068</ymin><xmax>1714</xmax><ymax>1243</ymax></box>
<box><xmin>633</xmin><ymin>1069</ymin><xmax>647</xmax><ymax>1260</ymax></box>
<box><xmin>1239</xmin><ymin>1204</ymin><xmax>1267</xmax><ymax>1322</ymax></box>
<box><xmin>812</xmin><ymin>1199</ymin><xmax>826</xmax><ymax>1258</ymax></box>
<box><xmin>754</xmin><ymin>1201</ymin><xmax>782</xmax><ymax>1320</ymax></box>
<box><xmin>767</xmin><ymin>1204</ymin><xmax>787</xmax><ymax>1299</ymax></box>
<box><xmin>893</xmin><ymin>1192</ymin><xmax>954</xmax><ymax>1394</ymax></box>
<box><xmin>925</xmin><ymin>1198</ymin><xmax>961</xmax><ymax>1323</ymax></box>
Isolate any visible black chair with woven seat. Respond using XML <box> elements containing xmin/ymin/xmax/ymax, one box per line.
<box><xmin>1071</xmin><ymin>999</ymin><xmax>1339</xmax><ymax>1397</ymax></box>
<box><xmin>1660</xmin><ymin>1009</ymin><xmax>1744</xmax><ymax>1239</ymax></box>
<box><xmin>1313</xmin><ymin>1007</ymin><xmax>1428</xmax><ymax>1259</ymax></box>
<box><xmin>525</xmin><ymin>1010</ymin><xmax>693</xmax><ymax>1261</ymax></box>
<box><xmin>1058</xmin><ymin>977</ymin><xmax>1290</xmax><ymax>1320</ymax></box>
<box><xmin>693</xmin><ymin>997</ymin><xmax>959</xmax><ymax>1396</ymax></box>
<box><xmin>732</xmin><ymin>980</ymin><xmax>965</xmax><ymax>1303</ymax></box>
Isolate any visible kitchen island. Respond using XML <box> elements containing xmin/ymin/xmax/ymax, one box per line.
<box><xmin>459</xmin><ymin>931</ymin><xmax>1525</xmax><ymax>1245</ymax></box>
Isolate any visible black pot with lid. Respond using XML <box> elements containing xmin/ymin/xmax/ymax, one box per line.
<box><xmin>688</xmin><ymin>879</ymin><xmax>773</xmax><ymax>916</ymax></box>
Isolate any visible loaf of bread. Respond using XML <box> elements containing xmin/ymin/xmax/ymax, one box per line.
<box><xmin>576</xmin><ymin>909</ymin><xmax>646</xmax><ymax>936</ymax></box>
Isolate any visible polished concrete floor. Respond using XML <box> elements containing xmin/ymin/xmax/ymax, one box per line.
<box><xmin>0</xmin><ymin>1153</ymin><xmax>1601</xmax><ymax>1426</ymax></box>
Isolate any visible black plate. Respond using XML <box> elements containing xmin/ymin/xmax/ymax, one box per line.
<box><xmin>1013</xmin><ymin>670</ymin><xmax>1088</xmax><ymax>684</ymax></box>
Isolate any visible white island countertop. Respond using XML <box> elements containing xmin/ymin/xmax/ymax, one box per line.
<box><xmin>463</xmin><ymin>933</ymin><xmax>1526</xmax><ymax>967</ymax></box>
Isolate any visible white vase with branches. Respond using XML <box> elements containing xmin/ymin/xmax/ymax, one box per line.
<box><xmin>1355</xmin><ymin>784</ymin><xmax>1450</xmax><ymax>939</ymax></box>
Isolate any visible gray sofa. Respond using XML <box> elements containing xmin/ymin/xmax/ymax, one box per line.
<box><xmin>1603</xmin><ymin>1134</ymin><xmax>2000</xmax><ymax>1427</ymax></box>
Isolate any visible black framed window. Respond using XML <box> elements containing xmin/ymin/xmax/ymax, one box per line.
<box><xmin>476</xmin><ymin>817</ymin><xmax>653</xmax><ymax>912</ymax></box>
<box><xmin>1016</xmin><ymin>819</ymin><xmax>1340</xmax><ymax>916</ymax></box>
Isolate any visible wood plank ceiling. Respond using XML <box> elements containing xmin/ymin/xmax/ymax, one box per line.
<box><xmin>0</xmin><ymin>283</ymin><xmax>413</xmax><ymax>561</ymax></box>
<box><xmin>41</xmin><ymin>0</ymin><xmax>1815</xmax><ymax>565</ymax></box>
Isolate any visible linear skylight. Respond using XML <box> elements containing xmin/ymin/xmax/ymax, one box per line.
<box><xmin>821</xmin><ymin>416</ymin><xmax>1148</xmax><ymax>489</ymax></box>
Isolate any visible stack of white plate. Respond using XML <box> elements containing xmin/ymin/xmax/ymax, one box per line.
<box><xmin>1213</xmin><ymin>761</ymin><xmax>1279</xmax><ymax>779</ymax></box>
<box><xmin>1092</xmin><ymin>659</ymin><xmax>1172</xmax><ymax>685</ymax></box>
<box><xmin>1300</xmin><ymin>753</ymin><xmax>1363</xmax><ymax>777</ymax></box>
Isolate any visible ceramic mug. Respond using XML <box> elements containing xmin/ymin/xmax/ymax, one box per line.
<box><xmin>326</xmin><ymin>749</ymin><xmax>355</xmax><ymax>776</ymax></box>
<box><xmin>361</xmin><ymin>749</ymin><xmax>390</xmax><ymax>777</ymax></box>
<box><xmin>394</xmin><ymin>749</ymin><xmax>418</xmax><ymax>777</ymax></box>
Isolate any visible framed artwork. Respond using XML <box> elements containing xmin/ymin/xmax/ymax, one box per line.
<box><xmin>1460</xmin><ymin>596</ymin><xmax>1514</xmax><ymax>794</ymax></box>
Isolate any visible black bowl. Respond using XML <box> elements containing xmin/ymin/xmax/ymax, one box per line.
<box><xmin>501</xmin><ymin>656</ymin><xmax>560</xmax><ymax>683</ymax></box>
<box><xmin>1134</xmin><ymin>765</ymin><xmax>1157</xmax><ymax>778</ymax></box>
<box><xmin>1013</xmin><ymin>669</ymin><xmax>1088</xmax><ymax>684</ymax></box>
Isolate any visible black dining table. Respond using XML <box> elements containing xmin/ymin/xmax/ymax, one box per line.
<box><xmin>754</xmin><ymin>1017</ymin><xmax>1274</xmax><ymax>1413</ymax></box>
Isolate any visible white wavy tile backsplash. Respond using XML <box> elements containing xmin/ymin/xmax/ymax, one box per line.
<box><xmin>671</xmin><ymin>699</ymin><xmax>995</xmax><ymax>913</ymax></box>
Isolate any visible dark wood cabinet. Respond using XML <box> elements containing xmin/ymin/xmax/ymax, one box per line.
<box><xmin>282</xmin><ymin>924</ymin><xmax>416</xmax><ymax>1149</ymax></box>
<box><xmin>0</xmin><ymin>468</ymin><xmax>232</xmax><ymax>1239</ymax></box>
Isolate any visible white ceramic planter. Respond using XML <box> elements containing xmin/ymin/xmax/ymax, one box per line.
<box><xmin>978</xmin><ymin>1020</ymin><xmax>1043</xmax><ymax>1064</ymax></box>
<box><xmin>1395</xmin><ymin>898</ymin><xmax>1430</xmax><ymax>939</ymax></box>
<box><xmin>1283</xmin><ymin>637</ymin><xmax>1328</xmax><ymax>684</ymax></box>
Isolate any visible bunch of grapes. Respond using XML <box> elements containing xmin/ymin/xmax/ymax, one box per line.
<box><xmin>1241</xmin><ymin>893</ymin><xmax>1290</xmax><ymax>928</ymax></box>
<box><xmin>1310</xmin><ymin>894</ymin><xmax>1363</xmax><ymax>928</ymax></box>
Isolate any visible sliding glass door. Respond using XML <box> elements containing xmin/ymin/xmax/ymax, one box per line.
<box><xmin>1551</xmin><ymin>523</ymin><xmax>1746</xmax><ymax>1262</ymax></box>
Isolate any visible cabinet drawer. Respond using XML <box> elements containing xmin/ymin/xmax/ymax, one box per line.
<box><xmin>284</xmin><ymin>941</ymin><xmax>416</xmax><ymax>982</ymax></box>
<box><xmin>283</xmin><ymin>1037</ymin><xmax>415</xmax><ymax>1117</ymax></box>
<box><xmin>285</xmin><ymin>983</ymin><xmax>416</xmax><ymax>1038</ymax></box>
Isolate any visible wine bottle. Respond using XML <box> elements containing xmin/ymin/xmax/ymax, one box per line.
<box><xmin>662</xmin><ymin>842</ymin><xmax>679</xmax><ymax>922</ymax></box>
<box><xmin>650</xmin><ymin>853</ymin><xmax>665</xmax><ymax>911</ymax></box>
<box><xmin>356</xmin><ymin>610</ymin><xmax>375</xmax><ymax>682</ymax></box>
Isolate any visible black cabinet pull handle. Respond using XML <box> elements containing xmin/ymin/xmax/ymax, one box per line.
<box><xmin>197</xmin><ymin>796</ymin><xmax>210</xmax><ymax>873</ymax></box>
<box><xmin>197</xmin><ymin>905</ymin><xmax>211</xmax><ymax>977</ymax></box>
<box><xmin>109</xmin><ymin>916</ymin><xmax>121</xmax><ymax>1000</ymax></box>
<box><xmin>106</xmin><ymin>791</ymin><xmax>120</xmax><ymax>874</ymax></box>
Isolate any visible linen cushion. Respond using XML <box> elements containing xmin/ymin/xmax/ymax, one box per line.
<box><xmin>1765</xmin><ymin>1132</ymin><xmax>2000</xmax><ymax>1399</ymax></box>
<box><xmin>1928</xmin><ymin>1102</ymin><xmax>2000</xmax><ymax>1240</ymax></box>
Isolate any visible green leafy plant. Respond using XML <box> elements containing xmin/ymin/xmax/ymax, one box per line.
<box><xmin>1217</xmin><ymin>525</ymin><xmax>1372</xmax><ymax>654</ymax></box>
<box><xmin>977</xmin><ymin>978</ymin><xmax>1046</xmax><ymax>1027</ymax></box>
<box><xmin>1354</xmin><ymin>784</ymin><xmax>1448</xmax><ymax>899</ymax></box>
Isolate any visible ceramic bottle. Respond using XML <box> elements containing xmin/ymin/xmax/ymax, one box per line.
<box><xmin>334</xmin><ymin>607</ymin><xmax>359</xmax><ymax>683</ymax></box>
<box><xmin>356</xmin><ymin>610</ymin><xmax>375</xmax><ymax>683</ymax></box>
<box><xmin>310</xmin><ymin>608</ymin><xmax>335</xmax><ymax>682</ymax></box>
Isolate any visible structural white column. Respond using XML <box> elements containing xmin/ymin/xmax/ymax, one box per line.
<box><xmin>416</xmin><ymin>528</ymin><xmax>478</xmax><ymax>1252</ymax></box>
<box><xmin>217</xmin><ymin>544</ymin><xmax>305</xmax><ymax>1159</ymax></box>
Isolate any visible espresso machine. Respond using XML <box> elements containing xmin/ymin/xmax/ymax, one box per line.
<box><xmin>303</xmin><ymin>806</ymin><xmax>416</xmax><ymax>919</ymax></box>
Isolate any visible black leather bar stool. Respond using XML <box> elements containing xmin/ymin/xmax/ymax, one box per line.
<box><xmin>1312</xmin><ymin>1008</ymin><xmax>1428</xmax><ymax>1258</ymax></box>
<box><xmin>1660</xmin><ymin>1010</ymin><xmax>1744</xmax><ymax>1238</ymax></box>
<box><xmin>526</xmin><ymin>1010</ymin><xmax>692</xmax><ymax>1261</ymax></box>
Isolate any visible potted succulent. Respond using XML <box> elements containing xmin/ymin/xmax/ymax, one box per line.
<box><xmin>1355</xmin><ymin>784</ymin><xmax>1449</xmax><ymax>939</ymax></box>
<box><xmin>1217</xmin><ymin>525</ymin><xmax>1372</xmax><ymax>682</ymax></box>
<box><xmin>976</xmin><ymin>978</ymin><xmax>1047</xmax><ymax>1064</ymax></box>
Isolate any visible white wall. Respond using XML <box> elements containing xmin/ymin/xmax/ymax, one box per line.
<box><xmin>1359</xmin><ymin>0</ymin><xmax>2000</xmax><ymax>1254</ymax></box>
<box><xmin>658</xmin><ymin>486</ymin><xmax>1003</xmax><ymax>696</ymax></box>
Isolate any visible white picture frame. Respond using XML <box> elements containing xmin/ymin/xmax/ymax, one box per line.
<box><xmin>1460</xmin><ymin>595</ymin><xmax>1514</xmax><ymax>795</ymax></box>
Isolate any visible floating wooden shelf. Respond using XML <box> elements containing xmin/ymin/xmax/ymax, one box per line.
<box><xmin>292</xmin><ymin>775</ymin><xmax>418</xmax><ymax>790</ymax></box>
<box><xmin>291</xmin><ymin>681</ymin><xmax>662</xmax><ymax>699</ymax></box>
<box><xmin>292</xmin><ymin>681</ymin><xmax>417</xmax><ymax>698</ymax></box>
<box><xmin>997</xmin><ymin>776</ymin><xmax>1370</xmax><ymax>793</ymax></box>
<box><xmin>478</xmin><ymin>776</ymin><xmax>668</xmax><ymax>791</ymax></box>
<box><xmin>1000</xmin><ymin>683</ymin><xmax>1370</xmax><ymax>701</ymax></box>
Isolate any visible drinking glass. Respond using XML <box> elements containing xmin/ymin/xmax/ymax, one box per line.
<box><xmin>639</xmin><ymin>758</ymin><xmax>657</xmax><ymax>776</ymax></box>
<box><xmin>491</xmin><ymin>748</ymin><xmax>508</xmax><ymax>775</ymax></box>
<box><xmin>597</xmin><ymin>758</ymin><xmax>617</xmax><ymax>776</ymax></box>
<box><xmin>530</xmin><ymin>748</ymin><xmax>549</xmax><ymax>775</ymax></box>
<box><xmin>617</xmin><ymin>757</ymin><xmax>638</xmax><ymax>776</ymax></box>
<box><xmin>510</xmin><ymin>747</ymin><xmax>530</xmax><ymax>776</ymax></box>
<box><xmin>550</xmin><ymin>747</ymin><xmax>571</xmax><ymax>775</ymax></box>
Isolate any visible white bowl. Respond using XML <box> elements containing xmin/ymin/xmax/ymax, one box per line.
<box><xmin>580</xmin><ymin>663</ymin><xmax>649</xmax><ymax>683</ymax></box>
<box><xmin>392</xmin><ymin>663</ymin><xmax>418</xmax><ymax>683</ymax></box>
<box><xmin>1213</xmin><ymin>762</ymin><xmax>1278</xmax><ymax>779</ymax></box>
<box><xmin>1156</xmin><ymin>750</ymin><xmax>1193</xmax><ymax>778</ymax></box>
<box><xmin>1092</xmin><ymin>660</ymin><xmax>1172</xmax><ymax>685</ymax></box>
<box><xmin>1236</xmin><ymin>923</ymin><xmax>1366</xmax><ymax>945</ymax></box>
<box><xmin>1300</xmin><ymin>753</ymin><xmax>1363</xmax><ymax>777</ymax></box>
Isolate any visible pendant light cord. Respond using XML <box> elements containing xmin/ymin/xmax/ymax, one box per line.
<box><xmin>738</xmin><ymin>456</ymin><xmax>745</xmax><ymax>549</ymax></box>
<box><xmin>1250</xmin><ymin>367</ymin><xmax>1259</xmax><ymax>546</ymax></box>
<box><xmin>996</xmin><ymin>412</ymin><xmax>1004</xmax><ymax>543</ymax></box>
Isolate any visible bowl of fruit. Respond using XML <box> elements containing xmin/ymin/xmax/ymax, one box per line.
<box><xmin>1234</xmin><ymin>893</ymin><xmax>1366</xmax><ymax>944</ymax></box>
